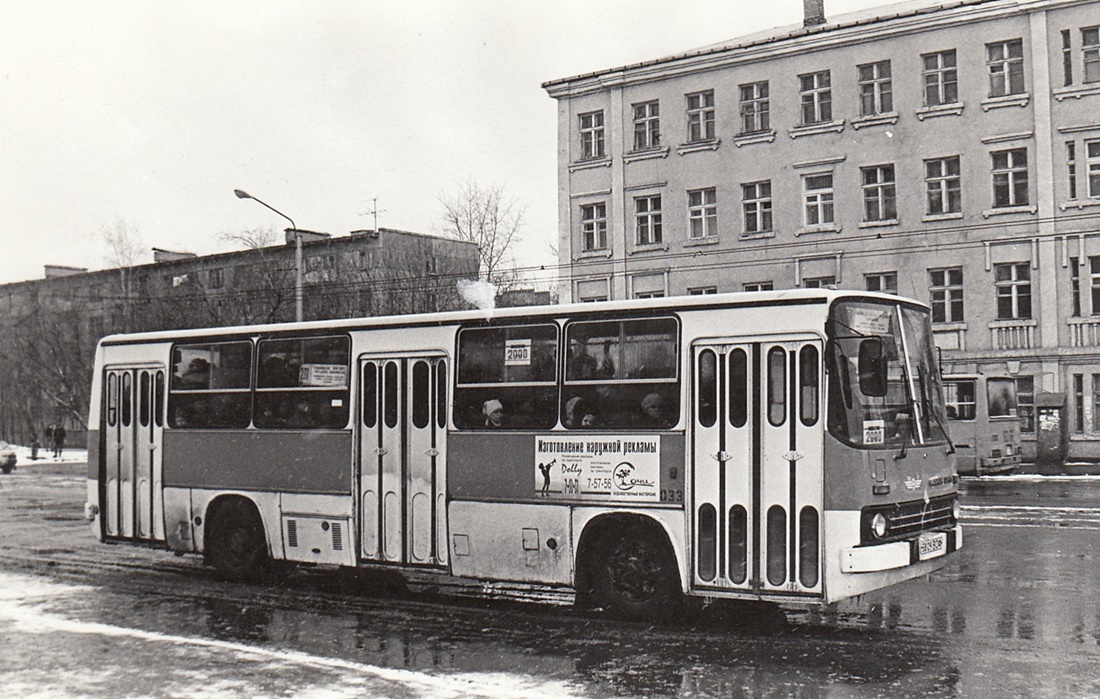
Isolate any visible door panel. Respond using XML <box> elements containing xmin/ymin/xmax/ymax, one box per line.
<box><xmin>358</xmin><ymin>355</ymin><xmax>447</xmax><ymax>566</ymax></box>
<box><xmin>692</xmin><ymin>338</ymin><xmax>822</xmax><ymax>597</ymax></box>
<box><xmin>102</xmin><ymin>366</ymin><xmax>165</xmax><ymax>542</ymax></box>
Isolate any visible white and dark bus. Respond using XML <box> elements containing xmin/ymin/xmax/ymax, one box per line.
<box><xmin>85</xmin><ymin>290</ymin><xmax>962</xmax><ymax>618</ymax></box>
<box><xmin>942</xmin><ymin>373</ymin><xmax>1022</xmax><ymax>476</ymax></box>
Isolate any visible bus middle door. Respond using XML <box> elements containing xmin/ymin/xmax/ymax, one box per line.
<box><xmin>358</xmin><ymin>355</ymin><xmax>448</xmax><ymax>567</ymax></box>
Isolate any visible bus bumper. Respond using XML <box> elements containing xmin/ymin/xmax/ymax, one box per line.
<box><xmin>839</xmin><ymin>525</ymin><xmax>962</xmax><ymax>573</ymax></box>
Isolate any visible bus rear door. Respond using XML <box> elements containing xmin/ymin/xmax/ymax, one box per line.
<box><xmin>358</xmin><ymin>355</ymin><xmax>448</xmax><ymax>567</ymax></box>
<box><xmin>692</xmin><ymin>337</ymin><xmax>823</xmax><ymax>598</ymax></box>
<box><xmin>101</xmin><ymin>366</ymin><xmax>166</xmax><ymax>542</ymax></box>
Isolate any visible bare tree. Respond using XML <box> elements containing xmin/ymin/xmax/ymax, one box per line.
<box><xmin>101</xmin><ymin>218</ymin><xmax>146</xmax><ymax>333</ymax></box>
<box><xmin>217</xmin><ymin>226</ymin><xmax>295</xmax><ymax>324</ymax></box>
<box><xmin>438</xmin><ymin>180</ymin><xmax>524</xmax><ymax>286</ymax></box>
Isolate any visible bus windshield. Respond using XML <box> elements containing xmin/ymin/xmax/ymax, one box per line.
<box><xmin>827</xmin><ymin>300</ymin><xmax>949</xmax><ymax>449</ymax></box>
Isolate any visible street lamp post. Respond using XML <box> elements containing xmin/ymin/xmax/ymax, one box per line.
<box><xmin>234</xmin><ymin>189</ymin><xmax>303</xmax><ymax>322</ymax></box>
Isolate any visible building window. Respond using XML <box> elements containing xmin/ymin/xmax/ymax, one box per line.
<box><xmin>1016</xmin><ymin>376</ymin><xmax>1035</xmax><ymax>433</ymax></box>
<box><xmin>688</xmin><ymin>188</ymin><xmax>718</xmax><ymax>240</ymax></box>
<box><xmin>987</xmin><ymin>39</ymin><xmax>1025</xmax><ymax>97</ymax></box>
<box><xmin>865</xmin><ymin>272</ymin><xmax>897</xmax><ymax>294</ymax></box>
<box><xmin>803</xmin><ymin>174</ymin><xmax>834</xmax><ymax>226</ymax></box>
<box><xmin>1087</xmin><ymin>139</ymin><xmax>1100</xmax><ymax>198</ymax></box>
<box><xmin>858</xmin><ymin>61</ymin><xmax>892</xmax><ymax>115</ymax></box>
<box><xmin>803</xmin><ymin>276</ymin><xmax>836</xmax><ymax>289</ymax></box>
<box><xmin>576</xmin><ymin>278</ymin><xmax>609</xmax><ymax>303</ymax></box>
<box><xmin>1090</xmin><ymin>257</ymin><xmax>1100</xmax><ymax>315</ymax></box>
<box><xmin>929</xmin><ymin>268</ymin><xmax>964</xmax><ymax>323</ymax></box>
<box><xmin>1085</xmin><ymin>26</ymin><xmax>1100</xmax><ymax>83</ymax></box>
<box><xmin>1063</xmin><ymin>29</ymin><xmax>1074</xmax><ymax>86</ymax></box>
<box><xmin>994</xmin><ymin>262</ymin><xmax>1032</xmax><ymax>320</ymax></box>
<box><xmin>799</xmin><ymin>71</ymin><xmax>832</xmax><ymax>125</ymax></box>
<box><xmin>922</xmin><ymin>50</ymin><xmax>958</xmax><ymax>106</ymax></box>
<box><xmin>744</xmin><ymin>281</ymin><xmax>774</xmax><ymax>292</ymax></box>
<box><xmin>739</xmin><ymin>81</ymin><xmax>770</xmax><ymax>134</ymax></box>
<box><xmin>579</xmin><ymin>111</ymin><xmax>605</xmax><ymax>160</ymax></box>
<box><xmin>633</xmin><ymin>100</ymin><xmax>661</xmax><ymax>151</ymax></box>
<box><xmin>635</xmin><ymin>195</ymin><xmax>662</xmax><ymax>245</ymax></box>
<box><xmin>1068</xmin><ymin>142</ymin><xmax>1079</xmax><ymax>200</ymax></box>
<box><xmin>1093</xmin><ymin>376</ymin><xmax>1100</xmax><ymax>433</ymax></box>
<box><xmin>741</xmin><ymin>181</ymin><xmax>772</xmax><ymax>235</ymax></box>
<box><xmin>862</xmin><ymin>165</ymin><xmax>897</xmax><ymax>222</ymax></box>
<box><xmin>992</xmin><ymin>148</ymin><xmax>1029</xmax><ymax>208</ymax></box>
<box><xmin>580</xmin><ymin>203</ymin><xmax>608</xmax><ymax>252</ymax></box>
<box><xmin>208</xmin><ymin>268</ymin><xmax>224</xmax><ymax>289</ymax></box>
<box><xmin>1071</xmin><ymin>257</ymin><xmax>1082</xmax><ymax>317</ymax></box>
<box><xmin>925</xmin><ymin>156</ymin><xmax>962</xmax><ymax>214</ymax></box>
<box><xmin>686</xmin><ymin>90</ymin><xmax>715</xmax><ymax>142</ymax></box>
<box><xmin>632</xmin><ymin>273</ymin><xmax>666</xmax><ymax>299</ymax></box>
<box><xmin>1074</xmin><ymin>374</ymin><xmax>1084</xmax><ymax>433</ymax></box>
<box><xmin>688</xmin><ymin>286</ymin><xmax>718</xmax><ymax>295</ymax></box>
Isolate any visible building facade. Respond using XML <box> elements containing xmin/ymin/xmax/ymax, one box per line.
<box><xmin>0</xmin><ymin>229</ymin><xmax>478</xmax><ymax>446</ymax></box>
<box><xmin>544</xmin><ymin>0</ymin><xmax>1100</xmax><ymax>459</ymax></box>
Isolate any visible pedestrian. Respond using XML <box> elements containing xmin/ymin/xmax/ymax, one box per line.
<box><xmin>30</xmin><ymin>433</ymin><xmax>40</xmax><ymax>461</ymax></box>
<box><xmin>52</xmin><ymin>424</ymin><xmax>66</xmax><ymax>458</ymax></box>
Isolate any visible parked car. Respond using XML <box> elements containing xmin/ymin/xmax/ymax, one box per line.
<box><xmin>0</xmin><ymin>441</ymin><xmax>16</xmax><ymax>473</ymax></box>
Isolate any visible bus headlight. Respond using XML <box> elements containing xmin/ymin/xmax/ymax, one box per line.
<box><xmin>871</xmin><ymin>513</ymin><xmax>888</xmax><ymax>539</ymax></box>
<box><xmin>952</xmin><ymin>499</ymin><xmax>961</xmax><ymax>522</ymax></box>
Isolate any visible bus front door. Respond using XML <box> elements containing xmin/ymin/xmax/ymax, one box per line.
<box><xmin>102</xmin><ymin>366</ymin><xmax>166</xmax><ymax>542</ymax></box>
<box><xmin>358</xmin><ymin>356</ymin><xmax>448</xmax><ymax>567</ymax></box>
<box><xmin>692</xmin><ymin>338</ymin><xmax>823</xmax><ymax>598</ymax></box>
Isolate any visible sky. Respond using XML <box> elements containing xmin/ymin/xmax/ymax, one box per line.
<box><xmin>0</xmin><ymin>0</ymin><xmax>890</xmax><ymax>287</ymax></box>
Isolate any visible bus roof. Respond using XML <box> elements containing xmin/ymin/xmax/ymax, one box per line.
<box><xmin>97</xmin><ymin>288</ymin><xmax>928</xmax><ymax>346</ymax></box>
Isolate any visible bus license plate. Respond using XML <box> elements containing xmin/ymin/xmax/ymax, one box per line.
<box><xmin>917</xmin><ymin>532</ymin><xmax>947</xmax><ymax>561</ymax></box>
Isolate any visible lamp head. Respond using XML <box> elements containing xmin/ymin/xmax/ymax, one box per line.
<box><xmin>233</xmin><ymin>189</ymin><xmax>251</xmax><ymax>199</ymax></box>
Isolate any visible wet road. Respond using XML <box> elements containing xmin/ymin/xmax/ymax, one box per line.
<box><xmin>1</xmin><ymin>463</ymin><xmax>1099</xmax><ymax>697</ymax></box>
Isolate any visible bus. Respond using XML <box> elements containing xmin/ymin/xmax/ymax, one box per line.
<box><xmin>84</xmin><ymin>290</ymin><xmax>962</xmax><ymax>619</ymax></box>
<box><xmin>942</xmin><ymin>373</ymin><xmax>1021</xmax><ymax>476</ymax></box>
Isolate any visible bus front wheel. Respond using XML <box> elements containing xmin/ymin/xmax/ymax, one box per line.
<box><xmin>584</xmin><ymin>522</ymin><xmax>682</xmax><ymax>621</ymax></box>
<box><xmin>208</xmin><ymin>499</ymin><xmax>270</xmax><ymax>583</ymax></box>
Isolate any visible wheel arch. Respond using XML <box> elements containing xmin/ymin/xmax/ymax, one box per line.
<box><xmin>573</xmin><ymin>510</ymin><xmax>685</xmax><ymax>606</ymax></box>
<box><xmin>201</xmin><ymin>493</ymin><xmax>271</xmax><ymax>562</ymax></box>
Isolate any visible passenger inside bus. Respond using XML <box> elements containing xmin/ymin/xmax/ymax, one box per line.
<box><xmin>483</xmin><ymin>399</ymin><xmax>505</xmax><ymax>427</ymax></box>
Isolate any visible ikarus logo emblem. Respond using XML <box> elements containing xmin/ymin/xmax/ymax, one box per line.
<box><xmin>904</xmin><ymin>476</ymin><xmax>923</xmax><ymax>491</ymax></box>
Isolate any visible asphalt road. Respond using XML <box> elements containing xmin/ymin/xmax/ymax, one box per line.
<box><xmin>2</xmin><ymin>462</ymin><xmax>1099</xmax><ymax>697</ymax></box>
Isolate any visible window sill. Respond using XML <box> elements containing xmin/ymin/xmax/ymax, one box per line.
<box><xmin>916</xmin><ymin>103</ymin><xmax>964</xmax><ymax>120</ymax></box>
<box><xmin>922</xmin><ymin>212</ymin><xmax>964</xmax><ymax>222</ymax></box>
<box><xmin>858</xmin><ymin>219</ymin><xmax>900</xmax><ymax>229</ymax></box>
<box><xmin>989</xmin><ymin>318</ymin><xmax>1037</xmax><ymax>328</ymax></box>
<box><xmin>630</xmin><ymin>244</ymin><xmax>668</xmax><ymax>255</ymax></box>
<box><xmin>624</xmin><ymin>146</ymin><xmax>670</xmax><ymax>163</ymax></box>
<box><xmin>981</xmin><ymin>93</ymin><xmax>1030</xmax><ymax>111</ymax></box>
<box><xmin>789</xmin><ymin>120</ymin><xmax>845</xmax><ymax>139</ymax></box>
<box><xmin>684</xmin><ymin>236</ymin><xmax>719</xmax><ymax>247</ymax></box>
<box><xmin>982</xmin><ymin>205</ymin><xmax>1037</xmax><ymax>218</ymax></box>
<box><xmin>933</xmin><ymin>322</ymin><xmax>968</xmax><ymax>331</ymax></box>
<box><xmin>677</xmin><ymin>139</ymin><xmax>721</xmax><ymax>154</ymax></box>
<box><xmin>740</xmin><ymin>230</ymin><xmax>776</xmax><ymax>241</ymax></box>
<box><xmin>1053</xmin><ymin>83</ymin><xmax>1100</xmax><ymax>101</ymax></box>
<box><xmin>851</xmin><ymin>112</ymin><xmax>899</xmax><ymax>130</ymax></box>
<box><xmin>570</xmin><ymin>157</ymin><xmax>612</xmax><ymax>172</ymax></box>
<box><xmin>575</xmin><ymin>248</ymin><xmax>613</xmax><ymax>260</ymax></box>
<box><xmin>795</xmin><ymin>224</ymin><xmax>841</xmax><ymax>236</ymax></box>
<box><xmin>734</xmin><ymin>130</ymin><xmax>776</xmax><ymax>147</ymax></box>
<box><xmin>1060</xmin><ymin>198</ymin><xmax>1100</xmax><ymax>211</ymax></box>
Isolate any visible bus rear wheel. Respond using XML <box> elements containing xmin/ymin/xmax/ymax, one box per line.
<box><xmin>208</xmin><ymin>499</ymin><xmax>270</xmax><ymax>583</ymax></box>
<box><xmin>585</xmin><ymin>523</ymin><xmax>681</xmax><ymax>621</ymax></box>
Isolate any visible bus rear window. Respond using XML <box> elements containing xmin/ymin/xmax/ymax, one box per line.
<box><xmin>255</xmin><ymin>335</ymin><xmax>351</xmax><ymax>429</ymax></box>
<box><xmin>455</xmin><ymin>324</ymin><xmax>558</xmax><ymax>430</ymax></box>
<box><xmin>168</xmin><ymin>341</ymin><xmax>252</xmax><ymax>428</ymax></box>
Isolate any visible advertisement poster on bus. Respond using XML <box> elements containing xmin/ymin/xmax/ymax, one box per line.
<box><xmin>534</xmin><ymin>436</ymin><xmax>660</xmax><ymax>502</ymax></box>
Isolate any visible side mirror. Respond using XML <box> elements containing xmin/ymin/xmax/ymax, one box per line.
<box><xmin>858</xmin><ymin>338</ymin><xmax>888</xmax><ymax>397</ymax></box>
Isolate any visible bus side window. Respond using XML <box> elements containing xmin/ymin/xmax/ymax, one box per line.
<box><xmin>563</xmin><ymin>317</ymin><xmax>679</xmax><ymax>429</ymax></box>
<box><xmin>454</xmin><ymin>324</ymin><xmax>558</xmax><ymax>430</ymax></box>
<box><xmin>767</xmin><ymin>347</ymin><xmax>786</xmax><ymax>427</ymax></box>
<box><xmin>255</xmin><ymin>335</ymin><xmax>350</xmax><ymax>430</ymax></box>
<box><xmin>799</xmin><ymin>345</ymin><xmax>819</xmax><ymax>426</ymax></box>
<box><xmin>168</xmin><ymin>341</ymin><xmax>253</xmax><ymax>429</ymax></box>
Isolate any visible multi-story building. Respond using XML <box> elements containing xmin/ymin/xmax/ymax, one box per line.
<box><xmin>0</xmin><ymin>228</ymin><xmax>478</xmax><ymax>446</ymax></box>
<box><xmin>543</xmin><ymin>0</ymin><xmax>1100</xmax><ymax>460</ymax></box>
